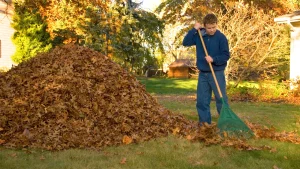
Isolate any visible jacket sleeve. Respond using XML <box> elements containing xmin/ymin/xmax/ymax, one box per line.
<box><xmin>212</xmin><ymin>35</ymin><xmax>230</xmax><ymax>65</ymax></box>
<box><xmin>182</xmin><ymin>28</ymin><xmax>198</xmax><ymax>46</ymax></box>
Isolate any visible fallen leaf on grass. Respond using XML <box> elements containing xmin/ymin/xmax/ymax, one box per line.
<box><xmin>122</xmin><ymin>135</ymin><xmax>133</xmax><ymax>145</ymax></box>
<box><xmin>247</xmin><ymin>121</ymin><xmax>300</xmax><ymax>144</ymax></box>
<box><xmin>9</xmin><ymin>153</ymin><xmax>17</xmax><ymax>158</ymax></box>
<box><xmin>120</xmin><ymin>158</ymin><xmax>127</xmax><ymax>164</ymax></box>
<box><xmin>270</xmin><ymin>148</ymin><xmax>277</xmax><ymax>153</ymax></box>
<box><xmin>194</xmin><ymin>161</ymin><xmax>204</xmax><ymax>165</ymax></box>
<box><xmin>40</xmin><ymin>155</ymin><xmax>46</xmax><ymax>160</ymax></box>
<box><xmin>136</xmin><ymin>152</ymin><xmax>144</xmax><ymax>155</ymax></box>
<box><xmin>273</xmin><ymin>165</ymin><xmax>281</xmax><ymax>169</ymax></box>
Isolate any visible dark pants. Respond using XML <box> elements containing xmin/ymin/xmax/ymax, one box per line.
<box><xmin>196</xmin><ymin>70</ymin><xmax>228</xmax><ymax>124</ymax></box>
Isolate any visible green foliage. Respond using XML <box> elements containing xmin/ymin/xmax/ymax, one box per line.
<box><xmin>111</xmin><ymin>7</ymin><xmax>165</xmax><ymax>73</ymax></box>
<box><xmin>80</xmin><ymin>6</ymin><xmax>108</xmax><ymax>52</ymax></box>
<box><xmin>109</xmin><ymin>1</ymin><xmax>165</xmax><ymax>72</ymax></box>
<box><xmin>11</xmin><ymin>5</ymin><xmax>52</xmax><ymax>64</ymax></box>
<box><xmin>227</xmin><ymin>80</ymin><xmax>291</xmax><ymax>102</ymax></box>
<box><xmin>10</xmin><ymin>0</ymin><xmax>164</xmax><ymax>74</ymax></box>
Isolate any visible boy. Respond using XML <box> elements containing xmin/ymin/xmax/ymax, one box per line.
<box><xmin>183</xmin><ymin>13</ymin><xmax>230</xmax><ymax>125</ymax></box>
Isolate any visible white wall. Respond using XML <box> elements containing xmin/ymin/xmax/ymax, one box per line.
<box><xmin>0</xmin><ymin>1</ymin><xmax>15</xmax><ymax>69</ymax></box>
<box><xmin>290</xmin><ymin>27</ymin><xmax>300</xmax><ymax>81</ymax></box>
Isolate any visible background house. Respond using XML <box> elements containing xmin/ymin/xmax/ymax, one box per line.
<box><xmin>0</xmin><ymin>0</ymin><xmax>15</xmax><ymax>69</ymax></box>
<box><xmin>168</xmin><ymin>59</ymin><xmax>196</xmax><ymax>78</ymax></box>
<box><xmin>274</xmin><ymin>10</ymin><xmax>300</xmax><ymax>89</ymax></box>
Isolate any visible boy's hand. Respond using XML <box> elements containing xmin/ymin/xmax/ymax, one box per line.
<box><xmin>194</xmin><ymin>22</ymin><xmax>202</xmax><ymax>30</ymax></box>
<box><xmin>205</xmin><ymin>56</ymin><xmax>213</xmax><ymax>63</ymax></box>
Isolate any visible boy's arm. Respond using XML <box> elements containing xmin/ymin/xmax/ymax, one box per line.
<box><xmin>182</xmin><ymin>28</ymin><xmax>198</xmax><ymax>47</ymax></box>
<box><xmin>211</xmin><ymin>36</ymin><xmax>230</xmax><ymax>65</ymax></box>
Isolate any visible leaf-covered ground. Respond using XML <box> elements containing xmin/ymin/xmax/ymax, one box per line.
<box><xmin>0</xmin><ymin>44</ymin><xmax>299</xmax><ymax>152</ymax></box>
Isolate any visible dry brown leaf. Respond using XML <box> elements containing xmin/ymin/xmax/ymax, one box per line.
<box><xmin>40</xmin><ymin>155</ymin><xmax>46</xmax><ymax>160</ymax></box>
<box><xmin>194</xmin><ymin>160</ymin><xmax>204</xmax><ymax>166</ymax></box>
<box><xmin>172</xmin><ymin>127</ymin><xmax>180</xmax><ymax>135</ymax></box>
<box><xmin>247</xmin><ymin>121</ymin><xmax>300</xmax><ymax>144</ymax></box>
<box><xmin>122</xmin><ymin>135</ymin><xmax>133</xmax><ymax>145</ymax></box>
<box><xmin>22</xmin><ymin>129</ymin><xmax>32</xmax><ymax>139</ymax></box>
<box><xmin>0</xmin><ymin>139</ymin><xmax>5</xmax><ymax>145</ymax></box>
<box><xmin>9</xmin><ymin>153</ymin><xmax>17</xmax><ymax>158</ymax></box>
<box><xmin>120</xmin><ymin>158</ymin><xmax>127</xmax><ymax>164</ymax></box>
<box><xmin>136</xmin><ymin>152</ymin><xmax>144</xmax><ymax>155</ymax></box>
<box><xmin>186</xmin><ymin>135</ymin><xmax>193</xmax><ymax>140</ymax></box>
<box><xmin>223</xmin><ymin>131</ymin><xmax>228</xmax><ymax>138</ymax></box>
<box><xmin>270</xmin><ymin>148</ymin><xmax>277</xmax><ymax>153</ymax></box>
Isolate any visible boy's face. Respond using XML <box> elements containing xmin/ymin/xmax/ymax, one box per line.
<box><xmin>204</xmin><ymin>23</ymin><xmax>217</xmax><ymax>35</ymax></box>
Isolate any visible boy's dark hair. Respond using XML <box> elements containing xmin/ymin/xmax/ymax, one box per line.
<box><xmin>203</xmin><ymin>13</ymin><xmax>218</xmax><ymax>25</ymax></box>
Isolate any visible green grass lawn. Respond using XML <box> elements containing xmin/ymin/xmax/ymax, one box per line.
<box><xmin>138</xmin><ymin>77</ymin><xmax>197</xmax><ymax>95</ymax></box>
<box><xmin>138</xmin><ymin>77</ymin><xmax>290</xmax><ymax>98</ymax></box>
<box><xmin>1</xmin><ymin>78</ymin><xmax>300</xmax><ymax>169</ymax></box>
<box><xmin>158</xmin><ymin>97</ymin><xmax>300</xmax><ymax>134</ymax></box>
<box><xmin>1</xmin><ymin>137</ymin><xmax>299</xmax><ymax>169</ymax></box>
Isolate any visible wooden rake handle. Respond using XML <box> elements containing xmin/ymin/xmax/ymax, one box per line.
<box><xmin>197</xmin><ymin>29</ymin><xmax>223</xmax><ymax>98</ymax></box>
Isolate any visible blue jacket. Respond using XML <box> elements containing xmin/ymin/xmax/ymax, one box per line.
<box><xmin>182</xmin><ymin>28</ymin><xmax>230</xmax><ymax>72</ymax></box>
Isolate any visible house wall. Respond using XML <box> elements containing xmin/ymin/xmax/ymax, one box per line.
<box><xmin>168</xmin><ymin>67</ymin><xmax>189</xmax><ymax>78</ymax></box>
<box><xmin>290</xmin><ymin>27</ymin><xmax>300</xmax><ymax>81</ymax></box>
<box><xmin>0</xmin><ymin>1</ymin><xmax>15</xmax><ymax>69</ymax></box>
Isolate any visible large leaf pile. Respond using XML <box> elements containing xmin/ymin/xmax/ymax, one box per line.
<box><xmin>1</xmin><ymin>44</ymin><xmax>299</xmax><ymax>151</ymax></box>
<box><xmin>0</xmin><ymin>44</ymin><xmax>193</xmax><ymax>150</ymax></box>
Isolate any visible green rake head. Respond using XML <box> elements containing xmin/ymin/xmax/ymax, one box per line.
<box><xmin>217</xmin><ymin>99</ymin><xmax>254</xmax><ymax>139</ymax></box>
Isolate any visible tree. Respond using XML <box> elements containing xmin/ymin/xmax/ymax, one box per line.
<box><xmin>111</xmin><ymin>1</ymin><xmax>165</xmax><ymax>73</ymax></box>
<box><xmin>217</xmin><ymin>2</ymin><xmax>290</xmax><ymax>84</ymax></box>
<box><xmin>11</xmin><ymin>4</ymin><xmax>52</xmax><ymax>63</ymax></box>
<box><xmin>11</xmin><ymin>0</ymin><xmax>164</xmax><ymax>74</ymax></box>
<box><xmin>156</xmin><ymin>0</ymin><xmax>291</xmax><ymax>82</ymax></box>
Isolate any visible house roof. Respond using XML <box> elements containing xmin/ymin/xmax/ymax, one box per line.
<box><xmin>274</xmin><ymin>10</ymin><xmax>300</xmax><ymax>23</ymax></box>
<box><xmin>169</xmin><ymin>59</ymin><xmax>195</xmax><ymax>68</ymax></box>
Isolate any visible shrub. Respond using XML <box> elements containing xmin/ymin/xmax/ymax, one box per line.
<box><xmin>217</xmin><ymin>2</ymin><xmax>290</xmax><ymax>84</ymax></box>
<box><xmin>11</xmin><ymin>5</ymin><xmax>52</xmax><ymax>64</ymax></box>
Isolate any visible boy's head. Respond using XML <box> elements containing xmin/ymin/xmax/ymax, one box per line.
<box><xmin>203</xmin><ymin>13</ymin><xmax>218</xmax><ymax>25</ymax></box>
<box><xmin>203</xmin><ymin>13</ymin><xmax>218</xmax><ymax>35</ymax></box>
